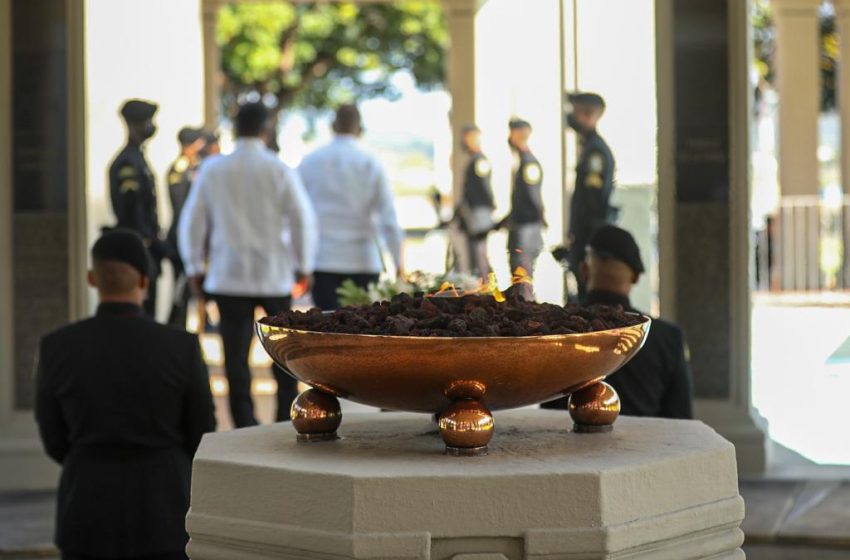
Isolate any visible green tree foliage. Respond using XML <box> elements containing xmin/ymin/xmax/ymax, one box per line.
<box><xmin>217</xmin><ymin>1</ymin><xmax>448</xmax><ymax>114</ymax></box>
<box><xmin>752</xmin><ymin>0</ymin><xmax>838</xmax><ymax>111</ymax></box>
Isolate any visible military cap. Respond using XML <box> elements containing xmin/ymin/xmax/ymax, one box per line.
<box><xmin>461</xmin><ymin>124</ymin><xmax>480</xmax><ymax>135</ymax></box>
<box><xmin>202</xmin><ymin>129</ymin><xmax>220</xmax><ymax>144</ymax></box>
<box><xmin>567</xmin><ymin>92</ymin><xmax>606</xmax><ymax>110</ymax></box>
<box><xmin>588</xmin><ymin>225</ymin><xmax>645</xmax><ymax>275</ymax></box>
<box><xmin>120</xmin><ymin>99</ymin><xmax>158</xmax><ymax>123</ymax></box>
<box><xmin>92</xmin><ymin>228</ymin><xmax>152</xmax><ymax>278</ymax></box>
<box><xmin>508</xmin><ymin>117</ymin><xmax>532</xmax><ymax>130</ymax></box>
<box><xmin>177</xmin><ymin>126</ymin><xmax>205</xmax><ymax>146</ymax></box>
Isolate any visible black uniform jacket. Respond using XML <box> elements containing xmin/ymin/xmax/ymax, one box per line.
<box><xmin>109</xmin><ymin>144</ymin><xmax>161</xmax><ymax>249</ymax></box>
<box><xmin>569</xmin><ymin>131</ymin><xmax>615</xmax><ymax>250</ymax></box>
<box><xmin>35</xmin><ymin>302</ymin><xmax>216</xmax><ymax>556</ymax></box>
<box><xmin>509</xmin><ymin>149</ymin><xmax>544</xmax><ymax>225</ymax></box>
<box><xmin>541</xmin><ymin>291</ymin><xmax>693</xmax><ymax>418</ymax></box>
<box><xmin>166</xmin><ymin>155</ymin><xmax>194</xmax><ymax>257</ymax></box>
<box><xmin>589</xmin><ymin>291</ymin><xmax>693</xmax><ymax>418</ymax></box>
<box><xmin>463</xmin><ymin>152</ymin><xmax>495</xmax><ymax>210</ymax></box>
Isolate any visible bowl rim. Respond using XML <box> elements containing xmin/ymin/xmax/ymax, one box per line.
<box><xmin>256</xmin><ymin>311</ymin><xmax>651</xmax><ymax>342</ymax></box>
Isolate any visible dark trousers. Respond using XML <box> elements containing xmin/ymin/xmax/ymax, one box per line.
<box><xmin>312</xmin><ymin>271</ymin><xmax>379</xmax><ymax>311</ymax></box>
<box><xmin>212</xmin><ymin>294</ymin><xmax>297</xmax><ymax>428</ymax></box>
<box><xmin>166</xmin><ymin>256</ymin><xmax>189</xmax><ymax>329</ymax></box>
<box><xmin>63</xmin><ymin>553</ymin><xmax>186</xmax><ymax>560</ymax></box>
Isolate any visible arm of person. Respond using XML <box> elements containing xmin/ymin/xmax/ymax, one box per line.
<box><xmin>182</xmin><ymin>336</ymin><xmax>216</xmax><ymax>456</ymax></box>
<box><xmin>372</xmin><ymin>162</ymin><xmax>404</xmax><ymax>275</ymax></box>
<box><xmin>34</xmin><ymin>340</ymin><xmax>70</xmax><ymax>464</ymax></box>
<box><xmin>282</xmin><ymin>166</ymin><xmax>318</xmax><ymax>280</ymax></box>
<box><xmin>660</xmin><ymin>327</ymin><xmax>695</xmax><ymax>419</ymax></box>
<box><xmin>178</xmin><ymin>165</ymin><xmax>210</xmax><ymax>292</ymax></box>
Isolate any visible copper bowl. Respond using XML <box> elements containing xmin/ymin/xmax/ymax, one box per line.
<box><xmin>256</xmin><ymin>314</ymin><xmax>651</xmax><ymax>413</ymax></box>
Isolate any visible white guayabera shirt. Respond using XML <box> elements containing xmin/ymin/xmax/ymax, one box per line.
<box><xmin>178</xmin><ymin>137</ymin><xmax>318</xmax><ymax>297</ymax></box>
<box><xmin>298</xmin><ymin>135</ymin><xmax>403</xmax><ymax>275</ymax></box>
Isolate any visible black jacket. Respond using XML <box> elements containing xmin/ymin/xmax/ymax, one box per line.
<box><xmin>542</xmin><ymin>291</ymin><xmax>693</xmax><ymax>419</ymax></box>
<box><xmin>35</xmin><ymin>303</ymin><xmax>216</xmax><ymax>556</ymax></box>
<box><xmin>462</xmin><ymin>152</ymin><xmax>495</xmax><ymax>210</ymax></box>
<box><xmin>569</xmin><ymin>131</ymin><xmax>616</xmax><ymax>256</ymax></box>
<box><xmin>109</xmin><ymin>144</ymin><xmax>159</xmax><ymax>241</ymax></box>
<box><xmin>509</xmin><ymin>149</ymin><xmax>544</xmax><ymax>225</ymax></box>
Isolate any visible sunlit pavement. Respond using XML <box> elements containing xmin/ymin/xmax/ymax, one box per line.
<box><xmin>752</xmin><ymin>294</ymin><xmax>850</xmax><ymax>465</ymax></box>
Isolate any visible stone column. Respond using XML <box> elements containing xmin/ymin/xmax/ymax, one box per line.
<box><xmin>837</xmin><ymin>0</ymin><xmax>850</xmax><ymax>196</ymax></box>
<box><xmin>201</xmin><ymin>0</ymin><xmax>221</xmax><ymax>129</ymax></box>
<box><xmin>773</xmin><ymin>0</ymin><xmax>821</xmax><ymax>197</ymax></box>
<box><xmin>656</xmin><ymin>0</ymin><xmax>769</xmax><ymax>475</ymax></box>
<box><xmin>442</xmin><ymin>0</ymin><xmax>478</xmax><ymax>200</ymax></box>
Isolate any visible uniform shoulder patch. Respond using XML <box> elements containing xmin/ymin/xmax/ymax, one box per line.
<box><xmin>174</xmin><ymin>157</ymin><xmax>189</xmax><ymax>173</ymax></box>
<box><xmin>119</xmin><ymin>179</ymin><xmax>140</xmax><ymax>193</ymax></box>
<box><xmin>523</xmin><ymin>162</ymin><xmax>542</xmax><ymax>185</ymax></box>
<box><xmin>588</xmin><ymin>152</ymin><xmax>605</xmax><ymax>174</ymax></box>
<box><xmin>117</xmin><ymin>165</ymin><xmax>137</xmax><ymax>179</ymax></box>
<box><xmin>474</xmin><ymin>158</ymin><xmax>491</xmax><ymax>177</ymax></box>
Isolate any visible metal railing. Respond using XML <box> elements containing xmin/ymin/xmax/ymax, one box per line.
<box><xmin>757</xmin><ymin>195</ymin><xmax>850</xmax><ymax>292</ymax></box>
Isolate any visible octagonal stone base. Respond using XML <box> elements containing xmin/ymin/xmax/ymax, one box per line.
<box><xmin>187</xmin><ymin>411</ymin><xmax>745</xmax><ymax>559</ymax></box>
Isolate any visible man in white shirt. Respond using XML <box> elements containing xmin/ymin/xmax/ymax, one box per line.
<box><xmin>298</xmin><ymin>104</ymin><xmax>404</xmax><ymax>310</ymax></box>
<box><xmin>179</xmin><ymin>102</ymin><xmax>318</xmax><ymax>428</ymax></box>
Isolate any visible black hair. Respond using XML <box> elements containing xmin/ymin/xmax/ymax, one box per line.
<box><xmin>235</xmin><ymin>102</ymin><xmax>269</xmax><ymax>137</ymax></box>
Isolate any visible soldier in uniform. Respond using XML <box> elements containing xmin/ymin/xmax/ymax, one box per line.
<box><xmin>165</xmin><ymin>127</ymin><xmax>206</xmax><ymax>328</ymax></box>
<box><xmin>565</xmin><ymin>92</ymin><xmax>617</xmax><ymax>300</ymax></box>
<box><xmin>108</xmin><ymin>99</ymin><xmax>164</xmax><ymax>318</ymax></box>
<box><xmin>542</xmin><ymin>226</ymin><xmax>693</xmax><ymax>418</ymax></box>
<box><xmin>503</xmin><ymin>118</ymin><xmax>544</xmax><ymax>298</ymax></box>
<box><xmin>453</xmin><ymin>124</ymin><xmax>495</xmax><ymax>278</ymax></box>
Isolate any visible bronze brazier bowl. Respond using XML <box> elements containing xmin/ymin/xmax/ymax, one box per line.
<box><xmin>257</xmin><ymin>314</ymin><xmax>651</xmax><ymax>455</ymax></box>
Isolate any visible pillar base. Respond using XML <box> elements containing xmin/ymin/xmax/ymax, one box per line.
<box><xmin>695</xmin><ymin>399</ymin><xmax>770</xmax><ymax>476</ymax></box>
<box><xmin>188</xmin><ymin>411</ymin><xmax>745</xmax><ymax>559</ymax></box>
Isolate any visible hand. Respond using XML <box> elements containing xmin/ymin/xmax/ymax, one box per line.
<box><xmin>188</xmin><ymin>275</ymin><xmax>205</xmax><ymax>299</ymax></box>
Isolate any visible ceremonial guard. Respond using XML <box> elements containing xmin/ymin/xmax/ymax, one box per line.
<box><xmin>453</xmin><ymin>124</ymin><xmax>495</xmax><ymax>278</ymax></box>
<box><xmin>503</xmin><ymin>118</ymin><xmax>545</xmax><ymax>296</ymax></box>
<box><xmin>565</xmin><ymin>92</ymin><xmax>617</xmax><ymax>300</ymax></box>
<box><xmin>108</xmin><ymin>99</ymin><xmax>164</xmax><ymax>317</ymax></box>
<box><xmin>166</xmin><ymin>127</ymin><xmax>206</xmax><ymax>328</ymax></box>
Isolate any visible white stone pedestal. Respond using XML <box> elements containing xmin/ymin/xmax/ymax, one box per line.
<box><xmin>187</xmin><ymin>411</ymin><xmax>745</xmax><ymax>559</ymax></box>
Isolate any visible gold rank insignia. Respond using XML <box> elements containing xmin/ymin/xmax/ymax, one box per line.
<box><xmin>474</xmin><ymin>158</ymin><xmax>491</xmax><ymax>177</ymax></box>
<box><xmin>120</xmin><ymin>179</ymin><xmax>140</xmax><ymax>193</ymax></box>
<box><xmin>117</xmin><ymin>165</ymin><xmax>136</xmax><ymax>179</ymax></box>
<box><xmin>168</xmin><ymin>172</ymin><xmax>182</xmax><ymax>186</ymax></box>
<box><xmin>174</xmin><ymin>156</ymin><xmax>189</xmax><ymax>173</ymax></box>
<box><xmin>586</xmin><ymin>173</ymin><xmax>603</xmax><ymax>188</ymax></box>
<box><xmin>523</xmin><ymin>162</ymin><xmax>542</xmax><ymax>185</ymax></box>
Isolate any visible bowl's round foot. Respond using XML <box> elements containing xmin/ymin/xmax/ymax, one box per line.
<box><xmin>296</xmin><ymin>431</ymin><xmax>339</xmax><ymax>442</ymax></box>
<box><xmin>438</xmin><ymin>400</ymin><xmax>494</xmax><ymax>455</ymax></box>
<box><xmin>291</xmin><ymin>388</ymin><xmax>342</xmax><ymax>442</ymax></box>
<box><xmin>445</xmin><ymin>445</ymin><xmax>489</xmax><ymax>457</ymax></box>
<box><xmin>568</xmin><ymin>381</ymin><xmax>620</xmax><ymax>433</ymax></box>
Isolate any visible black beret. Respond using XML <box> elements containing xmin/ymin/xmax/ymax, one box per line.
<box><xmin>120</xmin><ymin>99</ymin><xmax>158</xmax><ymax>123</ymax></box>
<box><xmin>588</xmin><ymin>225</ymin><xmax>645</xmax><ymax>275</ymax></box>
<box><xmin>178</xmin><ymin>126</ymin><xmax>205</xmax><ymax>146</ymax></box>
<box><xmin>91</xmin><ymin>229</ymin><xmax>152</xmax><ymax>278</ymax></box>
<box><xmin>567</xmin><ymin>92</ymin><xmax>606</xmax><ymax>109</ymax></box>
<box><xmin>508</xmin><ymin>117</ymin><xmax>532</xmax><ymax>130</ymax></box>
